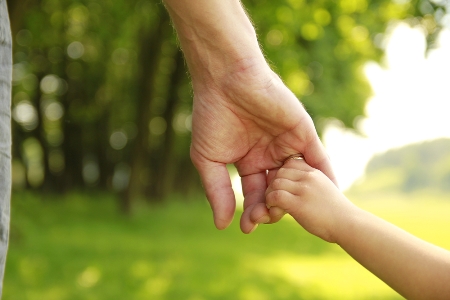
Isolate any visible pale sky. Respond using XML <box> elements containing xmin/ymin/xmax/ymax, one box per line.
<box><xmin>324</xmin><ymin>22</ymin><xmax>450</xmax><ymax>190</ymax></box>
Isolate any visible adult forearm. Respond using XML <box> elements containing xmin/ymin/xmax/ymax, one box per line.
<box><xmin>163</xmin><ymin>0</ymin><xmax>266</xmax><ymax>88</ymax></box>
<box><xmin>337</xmin><ymin>208</ymin><xmax>450</xmax><ymax>299</ymax></box>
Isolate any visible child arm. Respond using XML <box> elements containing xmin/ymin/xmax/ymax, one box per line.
<box><xmin>266</xmin><ymin>158</ymin><xmax>450</xmax><ymax>299</ymax></box>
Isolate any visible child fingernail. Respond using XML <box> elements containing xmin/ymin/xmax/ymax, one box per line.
<box><xmin>270</xmin><ymin>206</ymin><xmax>286</xmax><ymax>217</ymax></box>
<box><xmin>257</xmin><ymin>215</ymin><xmax>271</xmax><ymax>224</ymax></box>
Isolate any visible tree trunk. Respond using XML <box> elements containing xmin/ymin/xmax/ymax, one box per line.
<box><xmin>149</xmin><ymin>50</ymin><xmax>186</xmax><ymax>200</ymax></box>
<box><xmin>60</xmin><ymin>78</ymin><xmax>85</xmax><ymax>190</ymax></box>
<box><xmin>121</xmin><ymin>9</ymin><xmax>169</xmax><ymax>213</ymax></box>
<box><xmin>30</xmin><ymin>73</ymin><xmax>54</xmax><ymax>191</ymax></box>
<box><xmin>6</xmin><ymin>0</ymin><xmax>39</xmax><ymax>36</ymax></box>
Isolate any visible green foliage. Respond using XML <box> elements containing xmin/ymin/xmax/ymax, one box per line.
<box><xmin>10</xmin><ymin>0</ymin><xmax>199</xmax><ymax>203</ymax></box>
<box><xmin>244</xmin><ymin>0</ymin><xmax>448</xmax><ymax>129</ymax></box>
<box><xmin>350</xmin><ymin>138</ymin><xmax>450</xmax><ymax>194</ymax></box>
<box><xmin>8</xmin><ymin>0</ymin><xmax>448</xmax><ymax>206</ymax></box>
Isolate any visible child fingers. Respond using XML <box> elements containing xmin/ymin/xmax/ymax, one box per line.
<box><xmin>266</xmin><ymin>176</ymin><xmax>296</xmax><ymax>200</ymax></box>
<box><xmin>268</xmin><ymin>206</ymin><xmax>286</xmax><ymax>223</ymax></box>
<box><xmin>266</xmin><ymin>189</ymin><xmax>299</xmax><ymax>212</ymax></box>
<box><xmin>268</xmin><ymin>177</ymin><xmax>302</xmax><ymax>197</ymax></box>
<box><xmin>275</xmin><ymin>166</ymin><xmax>311</xmax><ymax>183</ymax></box>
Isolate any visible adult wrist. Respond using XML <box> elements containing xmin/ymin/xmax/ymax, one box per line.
<box><xmin>163</xmin><ymin>0</ymin><xmax>266</xmax><ymax>87</ymax></box>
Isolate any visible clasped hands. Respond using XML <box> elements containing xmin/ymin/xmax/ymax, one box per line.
<box><xmin>189</xmin><ymin>60</ymin><xmax>337</xmax><ymax>233</ymax></box>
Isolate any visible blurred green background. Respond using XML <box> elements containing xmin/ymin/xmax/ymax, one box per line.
<box><xmin>6</xmin><ymin>0</ymin><xmax>450</xmax><ymax>299</ymax></box>
<box><xmin>6</xmin><ymin>191</ymin><xmax>450</xmax><ymax>299</ymax></box>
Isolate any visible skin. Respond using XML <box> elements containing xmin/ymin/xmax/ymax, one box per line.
<box><xmin>163</xmin><ymin>0</ymin><xmax>337</xmax><ymax>233</ymax></box>
<box><xmin>266</xmin><ymin>158</ymin><xmax>450</xmax><ymax>299</ymax></box>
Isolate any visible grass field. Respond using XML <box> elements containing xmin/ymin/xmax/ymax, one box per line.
<box><xmin>4</xmin><ymin>191</ymin><xmax>450</xmax><ymax>299</ymax></box>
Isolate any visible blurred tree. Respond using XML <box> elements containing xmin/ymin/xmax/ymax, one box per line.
<box><xmin>8</xmin><ymin>0</ymin><xmax>448</xmax><ymax>211</ymax></box>
<box><xmin>122</xmin><ymin>4</ymin><xmax>170</xmax><ymax>212</ymax></box>
<box><xmin>361</xmin><ymin>138</ymin><xmax>450</xmax><ymax>193</ymax></box>
<box><xmin>243</xmin><ymin>0</ymin><xmax>448</xmax><ymax>130</ymax></box>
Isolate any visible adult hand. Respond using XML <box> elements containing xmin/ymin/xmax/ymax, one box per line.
<box><xmin>190</xmin><ymin>59</ymin><xmax>337</xmax><ymax>233</ymax></box>
<box><xmin>163</xmin><ymin>0</ymin><xmax>336</xmax><ymax>233</ymax></box>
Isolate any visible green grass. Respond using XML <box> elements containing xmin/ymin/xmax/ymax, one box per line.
<box><xmin>4</xmin><ymin>191</ymin><xmax>450</xmax><ymax>299</ymax></box>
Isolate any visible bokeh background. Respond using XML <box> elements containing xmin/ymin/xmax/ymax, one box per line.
<box><xmin>6</xmin><ymin>0</ymin><xmax>450</xmax><ymax>299</ymax></box>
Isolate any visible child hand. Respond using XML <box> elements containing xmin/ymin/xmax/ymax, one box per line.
<box><xmin>265</xmin><ymin>157</ymin><xmax>357</xmax><ymax>243</ymax></box>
